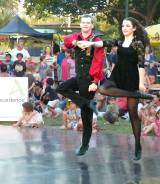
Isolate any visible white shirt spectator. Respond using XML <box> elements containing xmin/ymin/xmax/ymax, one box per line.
<box><xmin>10</xmin><ymin>48</ymin><xmax>30</xmax><ymax>62</ymax></box>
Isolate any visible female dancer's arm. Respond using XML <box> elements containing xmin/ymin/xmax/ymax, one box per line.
<box><xmin>132</xmin><ymin>40</ymin><xmax>146</xmax><ymax>91</ymax></box>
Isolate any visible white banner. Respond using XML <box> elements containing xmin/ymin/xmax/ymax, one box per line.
<box><xmin>0</xmin><ymin>77</ymin><xmax>28</xmax><ymax>121</ymax></box>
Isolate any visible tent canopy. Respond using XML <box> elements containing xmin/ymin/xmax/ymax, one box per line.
<box><xmin>145</xmin><ymin>24</ymin><xmax>160</xmax><ymax>46</ymax></box>
<box><xmin>0</xmin><ymin>15</ymin><xmax>53</xmax><ymax>40</ymax></box>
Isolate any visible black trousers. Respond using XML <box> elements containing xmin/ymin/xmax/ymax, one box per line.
<box><xmin>56</xmin><ymin>77</ymin><xmax>95</xmax><ymax>146</ymax></box>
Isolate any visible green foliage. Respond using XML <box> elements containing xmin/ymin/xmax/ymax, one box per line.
<box><xmin>24</xmin><ymin>0</ymin><xmax>160</xmax><ymax>26</ymax></box>
<box><xmin>154</xmin><ymin>47</ymin><xmax>160</xmax><ymax>61</ymax></box>
<box><xmin>24</xmin><ymin>0</ymin><xmax>107</xmax><ymax>16</ymax></box>
<box><xmin>0</xmin><ymin>0</ymin><xmax>18</xmax><ymax>26</ymax></box>
<box><xmin>102</xmin><ymin>25</ymin><xmax>119</xmax><ymax>40</ymax></box>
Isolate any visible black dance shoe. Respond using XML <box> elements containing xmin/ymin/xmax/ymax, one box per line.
<box><xmin>88</xmin><ymin>99</ymin><xmax>98</xmax><ymax>115</ymax></box>
<box><xmin>76</xmin><ymin>145</ymin><xmax>89</xmax><ymax>156</ymax></box>
<box><xmin>133</xmin><ymin>146</ymin><xmax>142</xmax><ymax>161</ymax></box>
<box><xmin>133</xmin><ymin>91</ymin><xmax>153</xmax><ymax>100</ymax></box>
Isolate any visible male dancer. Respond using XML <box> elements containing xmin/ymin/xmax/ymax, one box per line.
<box><xmin>56</xmin><ymin>14</ymin><xmax>104</xmax><ymax>155</ymax></box>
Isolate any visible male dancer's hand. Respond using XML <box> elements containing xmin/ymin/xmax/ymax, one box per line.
<box><xmin>77</xmin><ymin>41</ymin><xmax>92</xmax><ymax>49</ymax></box>
<box><xmin>88</xmin><ymin>83</ymin><xmax>97</xmax><ymax>92</ymax></box>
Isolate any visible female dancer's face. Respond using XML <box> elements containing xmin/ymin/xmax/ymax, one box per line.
<box><xmin>122</xmin><ymin>20</ymin><xmax>136</xmax><ymax>37</ymax></box>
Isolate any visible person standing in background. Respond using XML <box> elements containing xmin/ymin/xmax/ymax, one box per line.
<box><xmin>10</xmin><ymin>39</ymin><xmax>30</xmax><ymax>62</ymax></box>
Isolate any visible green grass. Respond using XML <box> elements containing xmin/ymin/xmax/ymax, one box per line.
<box><xmin>37</xmin><ymin>116</ymin><xmax>133</xmax><ymax>135</ymax></box>
<box><xmin>0</xmin><ymin>116</ymin><xmax>133</xmax><ymax>135</ymax></box>
<box><xmin>96</xmin><ymin>117</ymin><xmax>132</xmax><ymax>135</ymax></box>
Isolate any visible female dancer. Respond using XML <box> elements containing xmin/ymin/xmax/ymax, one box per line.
<box><xmin>78</xmin><ymin>17</ymin><xmax>153</xmax><ymax>160</ymax></box>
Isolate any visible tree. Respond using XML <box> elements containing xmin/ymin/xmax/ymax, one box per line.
<box><xmin>24</xmin><ymin>0</ymin><xmax>160</xmax><ymax>26</ymax></box>
<box><xmin>108</xmin><ymin>0</ymin><xmax>160</xmax><ymax>26</ymax></box>
<box><xmin>0</xmin><ymin>0</ymin><xmax>18</xmax><ymax>26</ymax></box>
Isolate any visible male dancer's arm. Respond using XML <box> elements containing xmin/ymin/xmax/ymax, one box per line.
<box><xmin>88</xmin><ymin>37</ymin><xmax>104</xmax><ymax>92</ymax></box>
<box><xmin>63</xmin><ymin>33</ymin><xmax>79</xmax><ymax>48</ymax></box>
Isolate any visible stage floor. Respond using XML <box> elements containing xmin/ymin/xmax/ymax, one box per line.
<box><xmin>0</xmin><ymin>125</ymin><xmax>160</xmax><ymax>184</ymax></box>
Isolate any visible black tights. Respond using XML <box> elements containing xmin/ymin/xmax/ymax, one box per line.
<box><xmin>98</xmin><ymin>87</ymin><xmax>141</xmax><ymax>153</ymax></box>
<box><xmin>98</xmin><ymin>87</ymin><xmax>136</xmax><ymax>98</ymax></box>
<box><xmin>127</xmin><ymin>98</ymin><xmax>141</xmax><ymax>152</ymax></box>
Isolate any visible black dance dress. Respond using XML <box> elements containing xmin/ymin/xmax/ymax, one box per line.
<box><xmin>104</xmin><ymin>40</ymin><xmax>145</xmax><ymax>92</ymax></box>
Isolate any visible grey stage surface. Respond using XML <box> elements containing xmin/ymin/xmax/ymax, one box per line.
<box><xmin>0</xmin><ymin>125</ymin><xmax>160</xmax><ymax>184</ymax></box>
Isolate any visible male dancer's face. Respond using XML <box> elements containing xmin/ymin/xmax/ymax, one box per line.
<box><xmin>80</xmin><ymin>17</ymin><xmax>93</xmax><ymax>34</ymax></box>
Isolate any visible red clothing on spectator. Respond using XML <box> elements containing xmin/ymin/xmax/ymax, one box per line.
<box><xmin>64</xmin><ymin>32</ymin><xmax>104</xmax><ymax>83</ymax></box>
<box><xmin>116</xmin><ymin>97</ymin><xmax>127</xmax><ymax>110</ymax></box>
<box><xmin>61</xmin><ymin>58</ymin><xmax>69</xmax><ymax>81</ymax></box>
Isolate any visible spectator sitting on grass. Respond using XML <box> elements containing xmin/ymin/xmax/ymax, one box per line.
<box><xmin>41</xmin><ymin>77</ymin><xmax>59</xmax><ymax>106</ymax></box>
<box><xmin>116</xmin><ymin>97</ymin><xmax>128</xmax><ymax>118</ymax></box>
<box><xmin>103</xmin><ymin>97</ymin><xmax>119</xmax><ymax>124</ymax></box>
<box><xmin>142</xmin><ymin>109</ymin><xmax>160</xmax><ymax>136</ymax></box>
<box><xmin>60</xmin><ymin>100</ymin><xmax>82</xmax><ymax>130</ymax></box>
<box><xmin>95</xmin><ymin>93</ymin><xmax>107</xmax><ymax>117</ymax></box>
<box><xmin>60</xmin><ymin>99</ymin><xmax>98</xmax><ymax>132</ymax></box>
<box><xmin>45</xmin><ymin>100</ymin><xmax>63</xmax><ymax>117</ymax></box>
<box><xmin>29</xmin><ymin>80</ymin><xmax>43</xmax><ymax>101</ymax></box>
<box><xmin>13</xmin><ymin>102</ymin><xmax>44</xmax><ymax>128</ymax></box>
<box><xmin>140</xmin><ymin>103</ymin><xmax>157</xmax><ymax>126</ymax></box>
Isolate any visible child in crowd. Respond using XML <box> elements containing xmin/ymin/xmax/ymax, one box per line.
<box><xmin>61</xmin><ymin>100</ymin><xmax>98</xmax><ymax>132</ymax></box>
<box><xmin>140</xmin><ymin>103</ymin><xmax>157</xmax><ymax>126</ymax></box>
<box><xmin>13</xmin><ymin>102</ymin><xmax>44</xmax><ymax>128</ymax></box>
<box><xmin>61</xmin><ymin>100</ymin><xmax>82</xmax><ymax>130</ymax></box>
<box><xmin>103</xmin><ymin>97</ymin><xmax>119</xmax><ymax>124</ymax></box>
<box><xmin>45</xmin><ymin>99</ymin><xmax>62</xmax><ymax>117</ymax></box>
<box><xmin>41</xmin><ymin>77</ymin><xmax>59</xmax><ymax>106</ymax></box>
<box><xmin>96</xmin><ymin>93</ymin><xmax>107</xmax><ymax>112</ymax></box>
<box><xmin>142</xmin><ymin>110</ymin><xmax>160</xmax><ymax>136</ymax></box>
<box><xmin>38</xmin><ymin>55</ymin><xmax>48</xmax><ymax>80</ymax></box>
<box><xmin>4</xmin><ymin>53</ymin><xmax>14</xmax><ymax>76</ymax></box>
<box><xmin>12</xmin><ymin>53</ymin><xmax>26</xmax><ymax>77</ymax></box>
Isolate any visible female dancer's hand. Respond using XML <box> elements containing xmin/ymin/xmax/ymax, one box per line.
<box><xmin>88</xmin><ymin>83</ymin><xmax>97</xmax><ymax>92</ymax></box>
